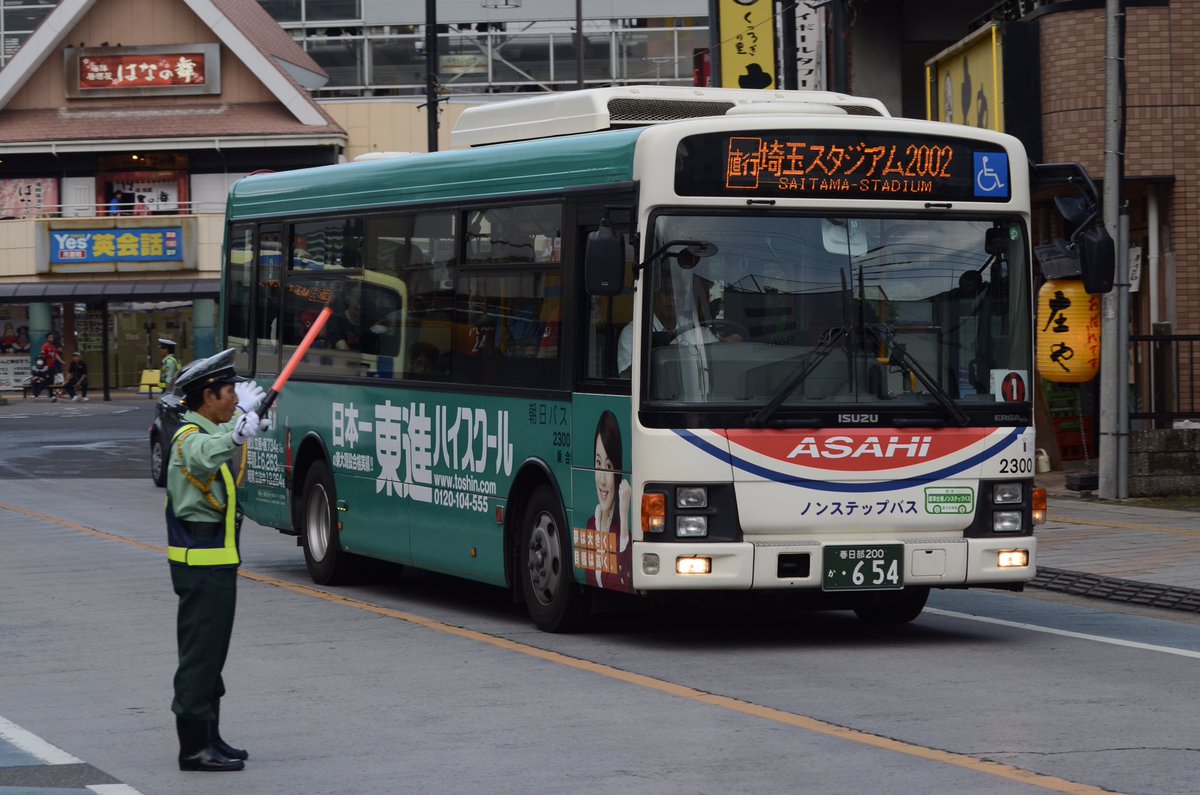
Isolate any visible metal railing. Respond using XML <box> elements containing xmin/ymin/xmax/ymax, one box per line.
<box><xmin>1129</xmin><ymin>331</ymin><xmax>1200</xmax><ymax>426</ymax></box>
<box><xmin>0</xmin><ymin>201</ymin><xmax>212</xmax><ymax>220</ymax></box>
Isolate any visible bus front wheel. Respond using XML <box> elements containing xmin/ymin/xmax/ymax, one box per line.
<box><xmin>519</xmin><ymin>485</ymin><xmax>589</xmax><ymax>632</ymax></box>
<box><xmin>300</xmin><ymin>460</ymin><xmax>356</xmax><ymax>585</ymax></box>
<box><xmin>852</xmin><ymin>587</ymin><xmax>930</xmax><ymax>625</ymax></box>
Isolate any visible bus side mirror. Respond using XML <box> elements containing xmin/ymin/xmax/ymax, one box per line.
<box><xmin>585</xmin><ymin>221</ymin><xmax>625</xmax><ymax>296</ymax></box>
<box><xmin>1077</xmin><ymin>221</ymin><xmax>1115</xmax><ymax>295</ymax></box>
<box><xmin>984</xmin><ymin>227</ymin><xmax>1007</xmax><ymax>256</ymax></box>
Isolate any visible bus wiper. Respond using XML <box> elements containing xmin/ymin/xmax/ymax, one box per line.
<box><xmin>866</xmin><ymin>324</ymin><xmax>969</xmax><ymax>426</ymax></box>
<box><xmin>746</xmin><ymin>327</ymin><xmax>845</xmax><ymax>428</ymax></box>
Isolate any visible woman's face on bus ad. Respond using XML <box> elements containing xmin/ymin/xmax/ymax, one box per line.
<box><xmin>594</xmin><ymin>434</ymin><xmax>617</xmax><ymax>513</ymax></box>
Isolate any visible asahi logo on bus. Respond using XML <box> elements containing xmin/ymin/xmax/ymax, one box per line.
<box><xmin>719</xmin><ymin>427</ymin><xmax>999</xmax><ymax>473</ymax></box>
<box><xmin>787</xmin><ymin>435</ymin><xmax>932</xmax><ymax>460</ymax></box>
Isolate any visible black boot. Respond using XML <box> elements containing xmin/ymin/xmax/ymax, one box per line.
<box><xmin>176</xmin><ymin>717</ymin><xmax>244</xmax><ymax>772</ymax></box>
<box><xmin>209</xmin><ymin>700</ymin><xmax>249</xmax><ymax>761</ymax></box>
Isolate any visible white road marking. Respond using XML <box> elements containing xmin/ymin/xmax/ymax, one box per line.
<box><xmin>926</xmin><ymin>607</ymin><xmax>1200</xmax><ymax>659</ymax></box>
<box><xmin>0</xmin><ymin>715</ymin><xmax>81</xmax><ymax>764</ymax></box>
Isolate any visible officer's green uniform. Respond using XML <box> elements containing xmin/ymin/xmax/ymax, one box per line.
<box><xmin>160</xmin><ymin>353</ymin><xmax>180</xmax><ymax>390</ymax></box>
<box><xmin>167</xmin><ymin>410</ymin><xmax>241</xmax><ymax>721</ymax></box>
<box><xmin>167</xmin><ymin>348</ymin><xmax>252</xmax><ymax>772</ymax></box>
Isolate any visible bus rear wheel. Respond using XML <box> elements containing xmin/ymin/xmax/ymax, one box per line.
<box><xmin>853</xmin><ymin>587</ymin><xmax>930</xmax><ymax>625</ymax></box>
<box><xmin>300</xmin><ymin>460</ymin><xmax>356</xmax><ymax>585</ymax></box>
<box><xmin>520</xmin><ymin>485</ymin><xmax>589</xmax><ymax>632</ymax></box>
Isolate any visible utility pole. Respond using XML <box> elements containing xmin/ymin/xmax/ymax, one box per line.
<box><xmin>1098</xmin><ymin>0</ymin><xmax>1126</xmax><ymax>498</ymax></box>
<box><xmin>575</xmin><ymin>0</ymin><xmax>584</xmax><ymax>89</ymax></box>
<box><xmin>830</xmin><ymin>0</ymin><xmax>848</xmax><ymax>92</ymax></box>
<box><xmin>425</xmin><ymin>0</ymin><xmax>439</xmax><ymax>152</ymax></box>
<box><xmin>779</xmin><ymin>0</ymin><xmax>797</xmax><ymax>90</ymax></box>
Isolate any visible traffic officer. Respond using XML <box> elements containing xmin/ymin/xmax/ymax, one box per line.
<box><xmin>167</xmin><ymin>348</ymin><xmax>268</xmax><ymax>772</ymax></box>
<box><xmin>159</xmin><ymin>338</ymin><xmax>181</xmax><ymax>391</ymax></box>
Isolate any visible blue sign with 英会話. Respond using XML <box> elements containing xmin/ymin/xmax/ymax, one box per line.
<box><xmin>50</xmin><ymin>227</ymin><xmax>183</xmax><ymax>263</ymax></box>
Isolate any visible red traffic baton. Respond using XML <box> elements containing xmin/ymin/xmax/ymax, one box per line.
<box><xmin>256</xmin><ymin>305</ymin><xmax>332</xmax><ymax>415</ymax></box>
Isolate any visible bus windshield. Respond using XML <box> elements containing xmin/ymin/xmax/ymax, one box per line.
<box><xmin>641</xmin><ymin>213</ymin><xmax>1031</xmax><ymax>413</ymax></box>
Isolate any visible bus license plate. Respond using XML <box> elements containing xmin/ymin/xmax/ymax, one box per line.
<box><xmin>822</xmin><ymin>545</ymin><xmax>904</xmax><ymax>591</ymax></box>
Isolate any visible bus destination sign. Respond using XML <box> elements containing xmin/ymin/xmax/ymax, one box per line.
<box><xmin>675</xmin><ymin>131</ymin><xmax>1011</xmax><ymax>202</ymax></box>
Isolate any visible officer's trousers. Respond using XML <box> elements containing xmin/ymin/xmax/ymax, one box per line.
<box><xmin>170</xmin><ymin>565</ymin><xmax>237</xmax><ymax>722</ymax></box>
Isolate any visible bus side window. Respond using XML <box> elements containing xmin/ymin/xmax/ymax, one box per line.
<box><xmin>366</xmin><ymin>210</ymin><xmax>457</xmax><ymax>381</ymax></box>
<box><xmin>323</xmin><ymin>280</ymin><xmax>362</xmax><ymax>353</ymax></box>
<box><xmin>450</xmin><ymin>270</ymin><xmax>558</xmax><ymax>388</ymax></box>
<box><xmin>225</xmin><ymin>223</ymin><xmax>255</xmax><ymax>372</ymax></box>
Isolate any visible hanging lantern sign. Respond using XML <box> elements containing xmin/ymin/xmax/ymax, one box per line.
<box><xmin>1036</xmin><ymin>279</ymin><xmax>1100</xmax><ymax>383</ymax></box>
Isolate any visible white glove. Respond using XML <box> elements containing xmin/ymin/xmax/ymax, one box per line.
<box><xmin>232</xmin><ymin>411</ymin><xmax>260</xmax><ymax>445</ymax></box>
<box><xmin>258</xmin><ymin>413</ymin><xmax>274</xmax><ymax>432</ymax></box>
<box><xmin>234</xmin><ymin>380</ymin><xmax>265</xmax><ymax>414</ymax></box>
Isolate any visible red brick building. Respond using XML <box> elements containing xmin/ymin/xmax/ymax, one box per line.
<box><xmin>1039</xmin><ymin>1</ymin><xmax>1197</xmax><ymax>422</ymax></box>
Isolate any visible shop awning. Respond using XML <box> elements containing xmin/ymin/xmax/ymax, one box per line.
<box><xmin>0</xmin><ymin>278</ymin><xmax>220</xmax><ymax>303</ymax></box>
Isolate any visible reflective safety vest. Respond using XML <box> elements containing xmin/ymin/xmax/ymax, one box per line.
<box><xmin>166</xmin><ymin>423</ymin><xmax>240</xmax><ymax>568</ymax></box>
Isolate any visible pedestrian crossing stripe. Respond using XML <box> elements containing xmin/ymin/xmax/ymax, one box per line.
<box><xmin>0</xmin><ymin>715</ymin><xmax>80</xmax><ymax>764</ymax></box>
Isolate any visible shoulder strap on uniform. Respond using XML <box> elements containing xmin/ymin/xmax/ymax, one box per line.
<box><xmin>173</xmin><ymin>422</ymin><xmax>226</xmax><ymax>511</ymax></box>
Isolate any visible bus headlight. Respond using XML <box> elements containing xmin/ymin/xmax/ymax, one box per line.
<box><xmin>676</xmin><ymin>556</ymin><xmax>711</xmax><ymax>575</ymax></box>
<box><xmin>997</xmin><ymin>549</ymin><xmax>1029</xmax><ymax>568</ymax></box>
<box><xmin>993</xmin><ymin>483</ymin><xmax>1023</xmax><ymax>504</ymax></box>
<box><xmin>676</xmin><ymin>516</ymin><xmax>708</xmax><ymax>538</ymax></box>
<box><xmin>993</xmin><ymin>511</ymin><xmax>1023</xmax><ymax>533</ymax></box>
<box><xmin>676</xmin><ymin>486</ymin><xmax>708</xmax><ymax>509</ymax></box>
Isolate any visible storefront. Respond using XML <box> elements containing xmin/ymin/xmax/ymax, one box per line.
<box><xmin>0</xmin><ymin>0</ymin><xmax>346</xmax><ymax>396</ymax></box>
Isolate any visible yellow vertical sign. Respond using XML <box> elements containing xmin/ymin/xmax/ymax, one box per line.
<box><xmin>718</xmin><ymin>0</ymin><xmax>776</xmax><ymax>90</ymax></box>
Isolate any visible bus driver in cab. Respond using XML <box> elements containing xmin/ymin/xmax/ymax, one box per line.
<box><xmin>617</xmin><ymin>259</ymin><xmax>740</xmax><ymax>377</ymax></box>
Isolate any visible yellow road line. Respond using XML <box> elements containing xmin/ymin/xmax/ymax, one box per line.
<box><xmin>2</xmin><ymin>500</ymin><xmax>1121</xmax><ymax>795</ymax></box>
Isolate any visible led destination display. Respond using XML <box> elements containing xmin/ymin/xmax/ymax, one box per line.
<box><xmin>674</xmin><ymin>130</ymin><xmax>1011</xmax><ymax>202</ymax></box>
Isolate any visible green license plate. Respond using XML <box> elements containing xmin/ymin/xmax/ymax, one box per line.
<box><xmin>822</xmin><ymin>544</ymin><xmax>904</xmax><ymax>591</ymax></box>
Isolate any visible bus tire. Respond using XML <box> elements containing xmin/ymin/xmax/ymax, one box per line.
<box><xmin>853</xmin><ymin>587</ymin><xmax>930</xmax><ymax>625</ymax></box>
<box><xmin>519</xmin><ymin>485</ymin><xmax>589</xmax><ymax>632</ymax></box>
<box><xmin>300</xmin><ymin>460</ymin><xmax>355</xmax><ymax>585</ymax></box>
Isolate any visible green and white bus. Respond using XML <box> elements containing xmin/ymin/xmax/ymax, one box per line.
<box><xmin>225</xmin><ymin>87</ymin><xmax>1111</xmax><ymax>631</ymax></box>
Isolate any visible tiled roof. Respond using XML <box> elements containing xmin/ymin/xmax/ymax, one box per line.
<box><xmin>0</xmin><ymin>0</ymin><xmax>340</xmax><ymax>132</ymax></box>
<box><xmin>0</xmin><ymin>103</ymin><xmax>342</xmax><ymax>145</ymax></box>
<box><xmin>210</xmin><ymin>0</ymin><xmax>324</xmax><ymax>79</ymax></box>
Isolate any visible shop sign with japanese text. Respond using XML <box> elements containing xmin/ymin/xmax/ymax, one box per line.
<box><xmin>50</xmin><ymin>228</ymin><xmax>183</xmax><ymax>264</ymax></box>
<box><xmin>65</xmin><ymin>45</ymin><xmax>220</xmax><ymax>97</ymax></box>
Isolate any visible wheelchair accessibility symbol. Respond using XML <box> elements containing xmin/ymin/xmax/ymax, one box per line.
<box><xmin>973</xmin><ymin>152</ymin><xmax>1009</xmax><ymax>198</ymax></box>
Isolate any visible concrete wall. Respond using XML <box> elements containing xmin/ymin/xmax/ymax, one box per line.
<box><xmin>320</xmin><ymin>100</ymin><xmax>472</xmax><ymax>158</ymax></box>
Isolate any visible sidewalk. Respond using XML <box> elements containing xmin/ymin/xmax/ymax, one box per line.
<box><xmin>0</xmin><ymin>386</ymin><xmax>160</xmax><ymax>406</ymax></box>
<box><xmin>1034</xmin><ymin>462</ymin><xmax>1200</xmax><ymax>612</ymax></box>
